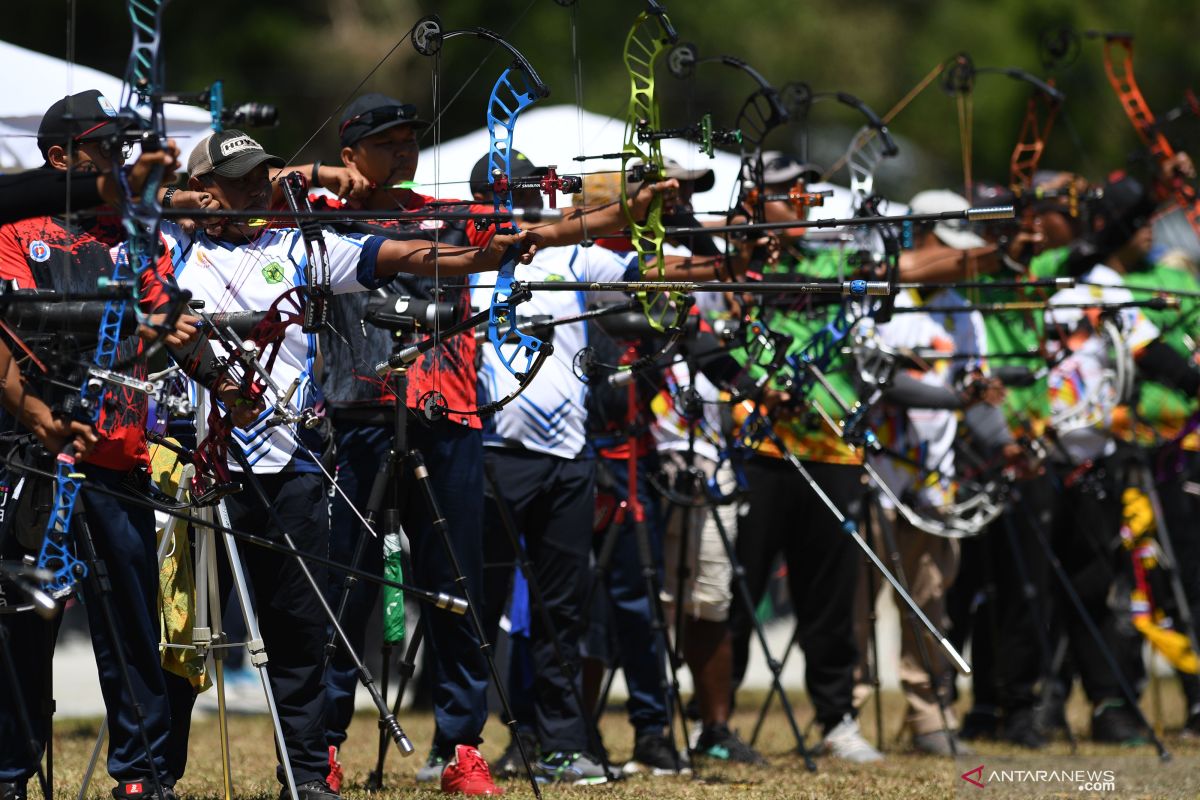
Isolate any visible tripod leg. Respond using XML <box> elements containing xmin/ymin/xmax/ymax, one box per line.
<box><xmin>1015</xmin><ymin>489</ymin><xmax>1171</xmax><ymax>761</ymax></box>
<box><xmin>874</xmin><ymin>504</ymin><xmax>957</xmax><ymax>755</ymax></box>
<box><xmin>324</xmin><ymin>451</ymin><xmax>395</xmax><ymax>673</ymax></box>
<box><xmin>709</xmin><ymin>500</ymin><xmax>815</xmax><ymax>769</ymax></box>
<box><xmin>863</xmin><ymin>522</ymin><xmax>884</xmax><ymax>750</ymax></box>
<box><xmin>1000</xmin><ymin>500</ymin><xmax>1076</xmax><ymax>747</ymax></box>
<box><xmin>747</xmin><ymin>623</ymin><xmax>799</xmax><ymax>747</ymax></box>
<box><xmin>404</xmin><ymin>450</ymin><xmax>540</xmax><ymax>798</ymax></box>
<box><xmin>367</xmin><ymin>623</ymin><xmax>424</xmax><ymax>792</ymax></box>
<box><xmin>786</xmin><ymin>451</ymin><xmax>971</xmax><ymax>675</ymax></box>
<box><xmin>78</xmin><ymin>489</ymin><xmax>195</xmax><ymax>800</ymax></box>
<box><xmin>212</xmin><ymin>501</ymin><xmax>300</xmax><ymax>800</ymax></box>
<box><xmin>203</xmin><ymin>515</ymin><xmax>235</xmax><ymax>800</ymax></box>
<box><xmin>227</xmin><ymin>452</ymin><xmax>417</xmax><ymax>766</ymax></box>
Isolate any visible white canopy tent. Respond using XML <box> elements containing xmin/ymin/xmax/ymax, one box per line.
<box><xmin>0</xmin><ymin>40</ymin><xmax>213</xmax><ymax>170</ymax></box>
<box><xmin>411</xmin><ymin>104</ymin><xmax>876</xmax><ymax>238</ymax></box>
<box><xmin>412</xmin><ymin>105</ymin><xmax>746</xmax><ymax>210</ymax></box>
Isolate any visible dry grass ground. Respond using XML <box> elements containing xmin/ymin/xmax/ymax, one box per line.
<box><xmin>46</xmin><ymin>684</ymin><xmax>1200</xmax><ymax>800</ymax></box>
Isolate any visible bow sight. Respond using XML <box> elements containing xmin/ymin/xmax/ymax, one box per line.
<box><xmin>159</xmin><ymin>81</ymin><xmax>279</xmax><ymax>131</ymax></box>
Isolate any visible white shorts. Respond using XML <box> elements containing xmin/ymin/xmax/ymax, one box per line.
<box><xmin>659</xmin><ymin>451</ymin><xmax>736</xmax><ymax>623</ymax></box>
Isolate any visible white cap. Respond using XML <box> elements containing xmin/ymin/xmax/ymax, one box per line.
<box><xmin>907</xmin><ymin>189</ymin><xmax>987</xmax><ymax>250</ymax></box>
<box><xmin>1044</xmin><ymin>286</ymin><xmax>1092</xmax><ymax>330</ymax></box>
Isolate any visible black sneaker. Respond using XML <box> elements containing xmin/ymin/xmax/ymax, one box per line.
<box><xmin>496</xmin><ymin>731</ymin><xmax>539</xmax><ymax>778</ymax></box>
<box><xmin>278</xmin><ymin>779</ymin><xmax>341</xmax><ymax>800</ymax></box>
<box><xmin>692</xmin><ymin>724</ymin><xmax>766</xmax><ymax>765</ymax></box>
<box><xmin>958</xmin><ymin>707</ymin><xmax>999</xmax><ymax>742</ymax></box>
<box><xmin>0</xmin><ymin>782</ymin><xmax>27</xmax><ymax>800</ymax></box>
<box><xmin>1182</xmin><ymin>704</ymin><xmax>1200</xmax><ymax>739</ymax></box>
<box><xmin>1091</xmin><ymin>700</ymin><xmax>1147</xmax><ymax>745</ymax></box>
<box><xmin>1034</xmin><ymin>681</ymin><xmax>1070</xmax><ymax>739</ymax></box>
<box><xmin>623</xmin><ymin>733</ymin><xmax>690</xmax><ymax>776</ymax></box>
<box><xmin>1002</xmin><ymin>707</ymin><xmax>1045</xmax><ymax>749</ymax></box>
<box><xmin>112</xmin><ymin>780</ymin><xmax>176</xmax><ymax>800</ymax></box>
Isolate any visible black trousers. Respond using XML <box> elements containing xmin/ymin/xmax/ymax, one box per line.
<box><xmin>1142</xmin><ymin>450</ymin><xmax>1200</xmax><ymax>709</ymax></box>
<box><xmin>222</xmin><ymin>470</ymin><xmax>330</xmax><ymax>786</ymax></box>
<box><xmin>730</xmin><ymin>456</ymin><xmax>862</xmax><ymax>731</ymax></box>
<box><xmin>482</xmin><ymin>448</ymin><xmax>595</xmax><ymax>751</ymax></box>
<box><xmin>948</xmin><ymin>474</ymin><xmax>1053</xmax><ymax>715</ymax></box>
<box><xmin>1049</xmin><ymin>462</ymin><xmax>1144</xmax><ymax>705</ymax></box>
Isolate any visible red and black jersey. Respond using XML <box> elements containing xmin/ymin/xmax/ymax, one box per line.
<box><xmin>0</xmin><ymin>212</ymin><xmax>174</xmax><ymax>471</ymax></box>
<box><xmin>316</xmin><ymin>192</ymin><xmax>493</xmax><ymax>429</ymax></box>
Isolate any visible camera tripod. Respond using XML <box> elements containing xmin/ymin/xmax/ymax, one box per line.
<box><xmin>323</xmin><ymin>363</ymin><xmax>541</xmax><ymax>798</ymax></box>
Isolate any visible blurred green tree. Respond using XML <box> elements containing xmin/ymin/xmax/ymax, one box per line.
<box><xmin>9</xmin><ymin>0</ymin><xmax>1198</xmax><ymax>199</ymax></box>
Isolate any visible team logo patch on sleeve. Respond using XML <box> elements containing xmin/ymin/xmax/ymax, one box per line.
<box><xmin>261</xmin><ymin>262</ymin><xmax>285</xmax><ymax>284</ymax></box>
<box><xmin>29</xmin><ymin>240</ymin><xmax>51</xmax><ymax>262</ymax></box>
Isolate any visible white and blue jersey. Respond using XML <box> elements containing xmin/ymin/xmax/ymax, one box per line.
<box><xmin>470</xmin><ymin>244</ymin><xmax>637</xmax><ymax>459</ymax></box>
<box><xmin>162</xmin><ymin>220</ymin><xmax>387</xmax><ymax>474</ymax></box>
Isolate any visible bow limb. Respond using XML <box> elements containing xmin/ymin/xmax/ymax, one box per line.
<box><xmin>36</xmin><ymin>0</ymin><xmax>181</xmax><ymax>598</ymax></box>
<box><xmin>405</xmin><ymin>15</ymin><xmax>556</xmax><ymax>417</ymax></box>
<box><xmin>620</xmin><ymin>2</ymin><xmax>683</xmax><ymax>331</ymax></box>
<box><xmin>1096</xmin><ymin>33</ymin><xmax>1200</xmax><ymax>240</ymax></box>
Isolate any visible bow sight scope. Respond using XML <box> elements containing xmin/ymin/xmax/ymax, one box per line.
<box><xmin>221</xmin><ymin>102</ymin><xmax>278</xmax><ymax>129</ymax></box>
<box><xmin>365</xmin><ymin>293</ymin><xmax>460</xmax><ymax>333</ymax></box>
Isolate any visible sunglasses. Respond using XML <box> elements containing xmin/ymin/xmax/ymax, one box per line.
<box><xmin>97</xmin><ymin>138</ymin><xmax>136</xmax><ymax>161</ymax></box>
<box><xmin>339</xmin><ymin>104</ymin><xmax>418</xmax><ymax>137</ymax></box>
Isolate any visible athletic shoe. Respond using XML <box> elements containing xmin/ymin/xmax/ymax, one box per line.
<box><xmin>1034</xmin><ymin>680</ymin><xmax>1071</xmax><ymax>739</ymax></box>
<box><xmin>1182</xmin><ymin>704</ymin><xmax>1200</xmax><ymax>739</ymax></box>
<box><xmin>441</xmin><ymin>745</ymin><xmax>504</xmax><ymax>796</ymax></box>
<box><xmin>1001</xmin><ymin>707</ymin><xmax>1045</xmax><ymax>749</ymax></box>
<box><xmin>912</xmin><ymin>729</ymin><xmax>973</xmax><ymax>756</ymax></box>
<box><xmin>277</xmin><ymin>780</ymin><xmax>340</xmax><ymax>800</ymax></box>
<box><xmin>535</xmin><ymin>752</ymin><xmax>609</xmax><ymax>785</ymax></box>
<box><xmin>112</xmin><ymin>780</ymin><xmax>177</xmax><ymax>800</ymax></box>
<box><xmin>958</xmin><ymin>707</ymin><xmax>999</xmax><ymax>741</ymax></box>
<box><xmin>691</xmin><ymin>724</ymin><xmax>766</xmax><ymax>765</ymax></box>
<box><xmin>1091</xmin><ymin>700</ymin><xmax>1147</xmax><ymax>745</ymax></box>
<box><xmin>822</xmin><ymin>715</ymin><xmax>883</xmax><ymax>764</ymax></box>
<box><xmin>325</xmin><ymin>746</ymin><xmax>344</xmax><ymax>793</ymax></box>
<box><xmin>0</xmin><ymin>783</ymin><xmax>26</xmax><ymax>800</ymax></box>
<box><xmin>416</xmin><ymin>749</ymin><xmax>448</xmax><ymax>783</ymax></box>
<box><xmin>622</xmin><ymin>733</ymin><xmax>690</xmax><ymax>776</ymax></box>
<box><xmin>495</xmin><ymin>732</ymin><xmax>538</xmax><ymax>778</ymax></box>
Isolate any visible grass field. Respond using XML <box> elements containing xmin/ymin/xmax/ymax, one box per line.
<box><xmin>46</xmin><ymin>685</ymin><xmax>1200</xmax><ymax>800</ymax></box>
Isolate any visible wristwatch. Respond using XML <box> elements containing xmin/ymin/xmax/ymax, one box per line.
<box><xmin>162</xmin><ymin>187</ymin><xmax>178</xmax><ymax>209</ymax></box>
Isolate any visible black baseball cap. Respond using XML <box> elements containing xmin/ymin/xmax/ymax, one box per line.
<box><xmin>37</xmin><ymin>89</ymin><xmax>122</xmax><ymax>160</ymax></box>
<box><xmin>188</xmin><ymin>129</ymin><xmax>285</xmax><ymax>178</ymax></box>
<box><xmin>339</xmin><ymin>93</ymin><xmax>429</xmax><ymax>147</ymax></box>
<box><xmin>469</xmin><ymin>150</ymin><xmax>547</xmax><ymax>196</ymax></box>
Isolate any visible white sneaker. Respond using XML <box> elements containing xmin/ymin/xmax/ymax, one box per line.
<box><xmin>822</xmin><ymin>715</ymin><xmax>883</xmax><ymax>764</ymax></box>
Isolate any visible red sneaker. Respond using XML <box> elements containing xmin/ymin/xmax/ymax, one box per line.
<box><xmin>441</xmin><ymin>745</ymin><xmax>504</xmax><ymax>796</ymax></box>
<box><xmin>326</xmin><ymin>746</ymin><xmax>343</xmax><ymax>794</ymax></box>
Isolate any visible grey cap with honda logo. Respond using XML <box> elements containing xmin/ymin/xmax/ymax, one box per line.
<box><xmin>188</xmin><ymin>129</ymin><xmax>285</xmax><ymax>178</ymax></box>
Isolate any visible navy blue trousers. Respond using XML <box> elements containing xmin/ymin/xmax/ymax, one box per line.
<box><xmin>0</xmin><ymin>466</ymin><xmax>193</xmax><ymax>787</ymax></box>
<box><xmin>323</xmin><ymin>418</ymin><xmax>487</xmax><ymax>759</ymax></box>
